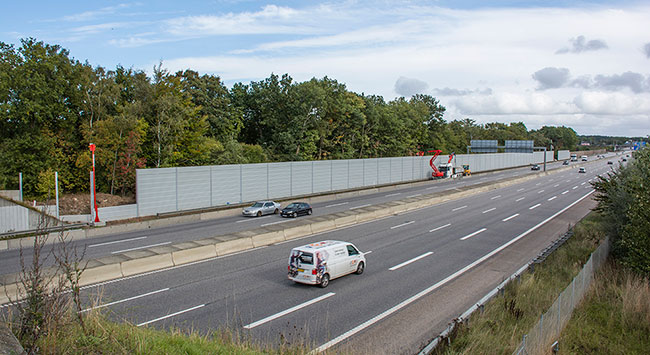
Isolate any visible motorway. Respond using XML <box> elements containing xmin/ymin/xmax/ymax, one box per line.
<box><xmin>1</xmin><ymin>158</ymin><xmax>577</xmax><ymax>275</ymax></box>
<box><xmin>36</xmin><ymin>154</ymin><xmax>624</xmax><ymax>352</ymax></box>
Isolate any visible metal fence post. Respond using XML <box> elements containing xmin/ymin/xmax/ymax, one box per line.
<box><xmin>19</xmin><ymin>172</ymin><xmax>23</xmax><ymax>201</ymax></box>
<box><xmin>55</xmin><ymin>171</ymin><xmax>59</xmax><ymax>220</ymax></box>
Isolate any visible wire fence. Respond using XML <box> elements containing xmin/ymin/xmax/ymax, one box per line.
<box><xmin>512</xmin><ymin>238</ymin><xmax>611</xmax><ymax>355</ymax></box>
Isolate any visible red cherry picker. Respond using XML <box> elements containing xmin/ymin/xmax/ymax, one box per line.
<box><xmin>421</xmin><ymin>150</ymin><xmax>455</xmax><ymax>179</ymax></box>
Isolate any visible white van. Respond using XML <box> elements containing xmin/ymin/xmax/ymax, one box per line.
<box><xmin>288</xmin><ymin>240</ymin><xmax>365</xmax><ymax>288</ymax></box>
<box><xmin>581</xmin><ymin>155</ymin><xmax>588</xmax><ymax>161</ymax></box>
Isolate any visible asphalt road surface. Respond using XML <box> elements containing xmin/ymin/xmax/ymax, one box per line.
<box><xmin>33</xmin><ymin>154</ymin><xmax>624</xmax><ymax>352</ymax></box>
<box><xmin>0</xmin><ymin>157</ymin><xmax>594</xmax><ymax>275</ymax></box>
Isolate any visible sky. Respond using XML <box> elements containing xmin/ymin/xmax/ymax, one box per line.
<box><xmin>2</xmin><ymin>0</ymin><xmax>649</xmax><ymax>137</ymax></box>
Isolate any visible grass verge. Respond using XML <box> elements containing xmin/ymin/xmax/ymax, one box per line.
<box><xmin>559</xmin><ymin>262</ymin><xmax>650</xmax><ymax>354</ymax></box>
<box><xmin>4</xmin><ymin>306</ymin><xmax>312</xmax><ymax>354</ymax></box>
<box><xmin>437</xmin><ymin>212</ymin><xmax>605</xmax><ymax>354</ymax></box>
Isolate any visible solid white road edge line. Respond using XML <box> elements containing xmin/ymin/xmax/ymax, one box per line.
<box><xmin>261</xmin><ymin>220</ymin><xmax>290</xmax><ymax>227</ymax></box>
<box><xmin>325</xmin><ymin>202</ymin><xmax>349</xmax><ymax>208</ymax></box>
<box><xmin>89</xmin><ymin>236</ymin><xmax>147</xmax><ymax>248</ymax></box>
<box><xmin>137</xmin><ymin>304</ymin><xmax>205</xmax><ymax>327</ymax></box>
<box><xmin>112</xmin><ymin>242</ymin><xmax>171</xmax><ymax>254</ymax></box>
<box><xmin>81</xmin><ymin>288</ymin><xmax>169</xmax><ymax>313</ymax></box>
<box><xmin>243</xmin><ymin>292</ymin><xmax>336</xmax><ymax>329</ymax></box>
<box><xmin>390</xmin><ymin>221</ymin><xmax>415</xmax><ymax>230</ymax></box>
<box><xmin>429</xmin><ymin>223</ymin><xmax>451</xmax><ymax>233</ymax></box>
<box><xmin>350</xmin><ymin>204</ymin><xmax>371</xmax><ymax>210</ymax></box>
<box><xmin>389</xmin><ymin>252</ymin><xmax>434</xmax><ymax>271</ymax></box>
<box><xmin>460</xmin><ymin>228</ymin><xmax>487</xmax><ymax>241</ymax></box>
<box><xmin>236</xmin><ymin>216</ymin><xmax>272</xmax><ymax>223</ymax></box>
<box><xmin>502</xmin><ymin>213</ymin><xmax>519</xmax><ymax>222</ymax></box>
<box><xmin>314</xmin><ymin>190</ymin><xmax>595</xmax><ymax>353</ymax></box>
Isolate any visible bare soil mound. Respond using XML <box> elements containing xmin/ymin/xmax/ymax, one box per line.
<box><xmin>53</xmin><ymin>193</ymin><xmax>135</xmax><ymax>215</ymax></box>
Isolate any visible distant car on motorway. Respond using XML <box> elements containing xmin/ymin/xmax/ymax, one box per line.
<box><xmin>242</xmin><ymin>201</ymin><xmax>281</xmax><ymax>217</ymax></box>
<box><xmin>531</xmin><ymin>164</ymin><xmax>540</xmax><ymax>170</ymax></box>
<box><xmin>281</xmin><ymin>202</ymin><xmax>312</xmax><ymax>218</ymax></box>
<box><xmin>622</xmin><ymin>158</ymin><xmax>628</xmax><ymax>162</ymax></box>
<box><xmin>607</xmin><ymin>161</ymin><xmax>613</xmax><ymax>165</ymax></box>
<box><xmin>579</xmin><ymin>167</ymin><xmax>586</xmax><ymax>173</ymax></box>
<box><xmin>563</xmin><ymin>160</ymin><xmax>570</xmax><ymax>165</ymax></box>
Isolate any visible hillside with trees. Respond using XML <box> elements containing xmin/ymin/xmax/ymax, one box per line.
<box><xmin>0</xmin><ymin>38</ymin><xmax>598</xmax><ymax>198</ymax></box>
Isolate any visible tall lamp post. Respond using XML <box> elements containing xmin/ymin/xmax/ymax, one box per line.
<box><xmin>89</xmin><ymin>143</ymin><xmax>100</xmax><ymax>223</ymax></box>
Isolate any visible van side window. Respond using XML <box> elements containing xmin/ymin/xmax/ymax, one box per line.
<box><xmin>347</xmin><ymin>245</ymin><xmax>359</xmax><ymax>256</ymax></box>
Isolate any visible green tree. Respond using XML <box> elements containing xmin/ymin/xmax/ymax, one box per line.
<box><xmin>593</xmin><ymin>148</ymin><xmax>650</xmax><ymax>275</ymax></box>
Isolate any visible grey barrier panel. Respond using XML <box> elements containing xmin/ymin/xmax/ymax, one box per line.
<box><xmin>313</xmin><ymin>160</ymin><xmax>332</xmax><ymax>194</ymax></box>
<box><xmin>349</xmin><ymin>160</ymin><xmax>364</xmax><ymax>189</ymax></box>
<box><xmin>291</xmin><ymin>161</ymin><xmax>312</xmax><ymax>196</ymax></box>
<box><xmin>403</xmin><ymin>157</ymin><xmax>414</xmax><ymax>181</ymax></box>
<box><xmin>331</xmin><ymin>160</ymin><xmax>349</xmax><ymax>191</ymax></box>
<box><xmin>364</xmin><ymin>158</ymin><xmax>379</xmax><ymax>186</ymax></box>
<box><xmin>242</xmin><ymin>163</ymin><xmax>267</xmax><ymax>202</ymax></box>
<box><xmin>377</xmin><ymin>158</ymin><xmax>391</xmax><ymax>185</ymax></box>
<box><xmin>98</xmin><ymin>204</ymin><xmax>137</xmax><ymax>222</ymax></box>
<box><xmin>558</xmin><ymin>150</ymin><xmax>570</xmax><ymax>160</ymax></box>
<box><xmin>137</xmin><ymin>168</ymin><xmax>177</xmax><ymax>216</ymax></box>
<box><xmin>212</xmin><ymin>164</ymin><xmax>241</xmax><ymax>205</ymax></box>
<box><xmin>132</xmin><ymin>151</ymin><xmax>548</xmax><ymax>218</ymax></box>
<box><xmin>268</xmin><ymin>162</ymin><xmax>291</xmax><ymax>200</ymax></box>
<box><xmin>178</xmin><ymin>166</ymin><xmax>211</xmax><ymax>211</ymax></box>
<box><xmin>389</xmin><ymin>157</ymin><xmax>402</xmax><ymax>183</ymax></box>
<box><xmin>0</xmin><ymin>199</ymin><xmax>28</xmax><ymax>233</ymax></box>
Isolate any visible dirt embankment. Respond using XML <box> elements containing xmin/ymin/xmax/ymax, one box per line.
<box><xmin>45</xmin><ymin>193</ymin><xmax>135</xmax><ymax>215</ymax></box>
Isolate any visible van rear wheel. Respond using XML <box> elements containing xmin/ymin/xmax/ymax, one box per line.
<box><xmin>319</xmin><ymin>274</ymin><xmax>330</xmax><ymax>288</ymax></box>
<box><xmin>356</xmin><ymin>262</ymin><xmax>364</xmax><ymax>275</ymax></box>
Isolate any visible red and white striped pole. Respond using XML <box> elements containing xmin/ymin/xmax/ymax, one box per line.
<box><xmin>89</xmin><ymin>143</ymin><xmax>100</xmax><ymax>223</ymax></box>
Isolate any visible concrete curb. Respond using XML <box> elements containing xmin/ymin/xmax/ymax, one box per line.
<box><xmin>1</xmin><ymin>166</ymin><xmax>574</xmax><ymax>305</ymax></box>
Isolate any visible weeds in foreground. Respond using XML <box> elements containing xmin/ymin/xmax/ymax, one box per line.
<box><xmin>559</xmin><ymin>262</ymin><xmax>650</xmax><ymax>354</ymax></box>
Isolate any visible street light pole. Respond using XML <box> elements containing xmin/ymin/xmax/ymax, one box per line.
<box><xmin>89</xmin><ymin>143</ymin><xmax>100</xmax><ymax>223</ymax></box>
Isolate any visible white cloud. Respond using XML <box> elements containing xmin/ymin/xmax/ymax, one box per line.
<box><xmin>132</xmin><ymin>2</ymin><xmax>650</xmax><ymax>136</ymax></box>
<box><xmin>394</xmin><ymin>77</ymin><xmax>428</xmax><ymax>97</ymax></box>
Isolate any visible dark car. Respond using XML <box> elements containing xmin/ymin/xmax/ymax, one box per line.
<box><xmin>281</xmin><ymin>202</ymin><xmax>312</xmax><ymax>218</ymax></box>
<box><xmin>563</xmin><ymin>160</ymin><xmax>570</xmax><ymax>165</ymax></box>
<box><xmin>607</xmin><ymin>161</ymin><xmax>613</xmax><ymax>165</ymax></box>
<box><xmin>531</xmin><ymin>164</ymin><xmax>540</xmax><ymax>170</ymax></box>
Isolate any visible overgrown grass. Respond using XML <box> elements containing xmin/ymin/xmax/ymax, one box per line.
<box><xmin>5</xmin><ymin>305</ymin><xmax>313</xmax><ymax>354</ymax></box>
<box><xmin>439</xmin><ymin>212</ymin><xmax>605</xmax><ymax>354</ymax></box>
<box><xmin>559</xmin><ymin>262</ymin><xmax>650</xmax><ymax>354</ymax></box>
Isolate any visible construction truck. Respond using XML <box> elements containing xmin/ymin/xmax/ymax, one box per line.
<box><xmin>425</xmin><ymin>150</ymin><xmax>455</xmax><ymax>179</ymax></box>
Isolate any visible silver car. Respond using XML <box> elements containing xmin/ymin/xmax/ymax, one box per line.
<box><xmin>242</xmin><ymin>201</ymin><xmax>281</xmax><ymax>217</ymax></box>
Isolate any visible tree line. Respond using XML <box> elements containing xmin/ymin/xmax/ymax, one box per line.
<box><xmin>1</xmin><ymin>39</ymin><xmax>581</xmax><ymax>198</ymax></box>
